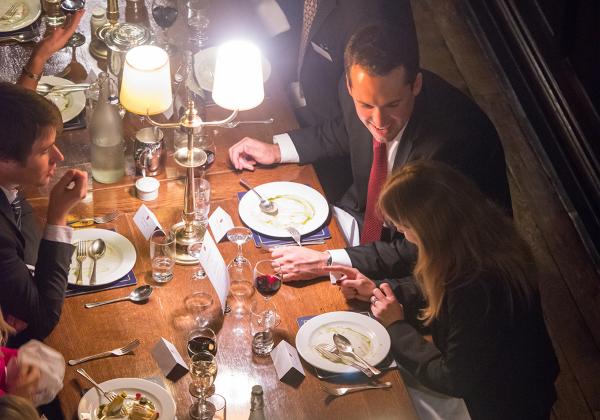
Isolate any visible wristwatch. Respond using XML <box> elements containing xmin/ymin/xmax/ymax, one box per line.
<box><xmin>22</xmin><ymin>66</ymin><xmax>42</xmax><ymax>81</ymax></box>
<box><xmin>325</xmin><ymin>251</ymin><xmax>333</xmax><ymax>266</ymax></box>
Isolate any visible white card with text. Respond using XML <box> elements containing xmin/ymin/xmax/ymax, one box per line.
<box><xmin>133</xmin><ymin>204</ymin><xmax>164</xmax><ymax>240</ymax></box>
<box><xmin>195</xmin><ymin>232</ymin><xmax>230</xmax><ymax>313</ymax></box>
<box><xmin>208</xmin><ymin>206</ymin><xmax>234</xmax><ymax>243</ymax></box>
<box><xmin>271</xmin><ymin>340</ymin><xmax>305</xmax><ymax>382</ymax></box>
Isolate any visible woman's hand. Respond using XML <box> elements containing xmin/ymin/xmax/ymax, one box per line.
<box><xmin>370</xmin><ymin>283</ymin><xmax>405</xmax><ymax>327</ymax></box>
<box><xmin>327</xmin><ymin>265</ymin><xmax>377</xmax><ymax>302</ymax></box>
<box><xmin>7</xmin><ymin>363</ymin><xmax>41</xmax><ymax>402</ymax></box>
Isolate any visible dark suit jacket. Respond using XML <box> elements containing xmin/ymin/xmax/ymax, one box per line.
<box><xmin>388</xmin><ymin>275</ymin><xmax>558</xmax><ymax>420</ymax></box>
<box><xmin>288</xmin><ymin>70</ymin><xmax>512</xmax><ymax>278</ymax></box>
<box><xmin>0</xmin><ymin>191</ymin><xmax>73</xmax><ymax>347</ymax></box>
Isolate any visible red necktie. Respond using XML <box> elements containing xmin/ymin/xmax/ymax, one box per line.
<box><xmin>298</xmin><ymin>0</ymin><xmax>319</xmax><ymax>79</ymax></box>
<box><xmin>361</xmin><ymin>139</ymin><xmax>387</xmax><ymax>245</ymax></box>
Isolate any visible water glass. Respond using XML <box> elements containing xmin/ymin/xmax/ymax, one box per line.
<box><xmin>194</xmin><ymin>178</ymin><xmax>211</xmax><ymax>220</ymax></box>
<box><xmin>186</xmin><ymin>0</ymin><xmax>210</xmax><ymax>48</ymax></box>
<box><xmin>150</xmin><ymin>230</ymin><xmax>176</xmax><ymax>283</ymax></box>
<box><xmin>227</xmin><ymin>260</ymin><xmax>253</xmax><ymax>317</ymax></box>
<box><xmin>250</xmin><ymin>299</ymin><xmax>279</xmax><ymax>356</ymax></box>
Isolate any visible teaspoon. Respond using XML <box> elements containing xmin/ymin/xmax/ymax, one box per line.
<box><xmin>239</xmin><ymin>178</ymin><xmax>278</xmax><ymax>216</ymax></box>
<box><xmin>333</xmin><ymin>333</ymin><xmax>382</xmax><ymax>376</ymax></box>
<box><xmin>84</xmin><ymin>285</ymin><xmax>153</xmax><ymax>308</ymax></box>
<box><xmin>88</xmin><ymin>239</ymin><xmax>106</xmax><ymax>286</ymax></box>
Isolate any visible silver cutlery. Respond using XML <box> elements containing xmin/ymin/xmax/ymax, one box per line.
<box><xmin>333</xmin><ymin>333</ymin><xmax>381</xmax><ymax>376</ymax></box>
<box><xmin>88</xmin><ymin>239</ymin><xmax>106</xmax><ymax>286</ymax></box>
<box><xmin>285</xmin><ymin>226</ymin><xmax>302</xmax><ymax>246</ymax></box>
<box><xmin>315</xmin><ymin>343</ymin><xmax>373</xmax><ymax>377</ymax></box>
<box><xmin>68</xmin><ymin>210</ymin><xmax>121</xmax><ymax>227</ymax></box>
<box><xmin>0</xmin><ymin>33</ymin><xmax>37</xmax><ymax>43</ymax></box>
<box><xmin>260</xmin><ymin>239</ymin><xmax>326</xmax><ymax>249</ymax></box>
<box><xmin>223</xmin><ymin>118</ymin><xmax>274</xmax><ymax>129</ymax></box>
<box><xmin>320</xmin><ymin>381</ymin><xmax>392</xmax><ymax>397</ymax></box>
<box><xmin>36</xmin><ymin>83</ymin><xmax>91</xmax><ymax>96</ymax></box>
<box><xmin>75</xmin><ymin>241</ymin><xmax>87</xmax><ymax>285</ymax></box>
<box><xmin>69</xmin><ymin>339</ymin><xmax>140</xmax><ymax>365</ymax></box>
<box><xmin>0</xmin><ymin>2</ymin><xmax>23</xmax><ymax>21</ymax></box>
<box><xmin>75</xmin><ymin>368</ymin><xmax>127</xmax><ymax>416</ymax></box>
<box><xmin>240</xmin><ymin>178</ymin><xmax>278</xmax><ymax>216</ymax></box>
<box><xmin>84</xmin><ymin>285</ymin><xmax>153</xmax><ymax>308</ymax></box>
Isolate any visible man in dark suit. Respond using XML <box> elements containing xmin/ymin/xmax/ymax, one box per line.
<box><xmin>263</xmin><ymin>0</ymin><xmax>416</xmax><ymax>201</ymax></box>
<box><xmin>0</xmin><ymin>82</ymin><xmax>87</xmax><ymax>347</ymax></box>
<box><xmin>229</xmin><ymin>24</ymin><xmax>511</xmax><ymax>281</ymax></box>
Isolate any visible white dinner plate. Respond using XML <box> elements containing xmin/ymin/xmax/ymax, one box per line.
<box><xmin>77</xmin><ymin>377</ymin><xmax>176</xmax><ymax>420</ymax></box>
<box><xmin>193</xmin><ymin>46</ymin><xmax>272</xmax><ymax>92</ymax></box>
<box><xmin>68</xmin><ymin>228</ymin><xmax>137</xmax><ymax>287</ymax></box>
<box><xmin>295</xmin><ymin>311</ymin><xmax>391</xmax><ymax>374</ymax></box>
<box><xmin>0</xmin><ymin>0</ymin><xmax>41</xmax><ymax>32</ymax></box>
<box><xmin>40</xmin><ymin>76</ymin><xmax>86</xmax><ymax>123</ymax></box>
<box><xmin>238</xmin><ymin>181</ymin><xmax>329</xmax><ymax>238</ymax></box>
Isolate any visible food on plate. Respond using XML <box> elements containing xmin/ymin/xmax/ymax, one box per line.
<box><xmin>96</xmin><ymin>392</ymin><xmax>159</xmax><ymax>420</ymax></box>
<box><xmin>255</xmin><ymin>194</ymin><xmax>315</xmax><ymax>228</ymax></box>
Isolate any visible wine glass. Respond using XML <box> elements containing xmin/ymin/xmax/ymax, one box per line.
<box><xmin>185</xmin><ymin>291</ymin><xmax>213</xmax><ymax>328</ymax></box>
<box><xmin>254</xmin><ymin>260</ymin><xmax>282</xmax><ymax>302</ymax></box>
<box><xmin>185</xmin><ymin>0</ymin><xmax>210</xmax><ymax>50</ymax></box>
<box><xmin>59</xmin><ymin>0</ymin><xmax>86</xmax><ymax>79</ymax></box>
<box><xmin>151</xmin><ymin>0</ymin><xmax>178</xmax><ymax>55</ymax></box>
<box><xmin>226</xmin><ymin>227</ymin><xmax>252</xmax><ymax>267</ymax></box>
<box><xmin>189</xmin><ymin>351</ymin><xmax>218</xmax><ymax>419</ymax></box>
<box><xmin>187</xmin><ymin>326</ymin><xmax>217</xmax><ymax>357</ymax></box>
<box><xmin>227</xmin><ymin>259</ymin><xmax>253</xmax><ymax>318</ymax></box>
<box><xmin>187</xmin><ymin>177</ymin><xmax>211</xmax><ymax>278</ymax></box>
<box><xmin>197</xmin><ymin>135</ymin><xmax>215</xmax><ymax>174</ymax></box>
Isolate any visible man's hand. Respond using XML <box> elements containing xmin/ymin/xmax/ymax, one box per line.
<box><xmin>327</xmin><ymin>265</ymin><xmax>376</xmax><ymax>302</ymax></box>
<box><xmin>370</xmin><ymin>283</ymin><xmax>405</xmax><ymax>327</ymax></box>
<box><xmin>7</xmin><ymin>363</ymin><xmax>41</xmax><ymax>402</ymax></box>
<box><xmin>228</xmin><ymin>137</ymin><xmax>281</xmax><ymax>170</ymax></box>
<box><xmin>46</xmin><ymin>169</ymin><xmax>88</xmax><ymax>226</ymax></box>
<box><xmin>271</xmin><ymin>247</ymin><xmax>329</xmax><ymax>281</ymax></box>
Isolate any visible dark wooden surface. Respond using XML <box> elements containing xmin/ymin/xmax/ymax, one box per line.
<box><xmin>1</xmin><ymin>1</ymin><xmax>418</xmax><ymax>419</ymax></box>
<box><xmin>416</xmin><ymin>0</ymin><xmax>600</xmax><ymax>418</ymax></box>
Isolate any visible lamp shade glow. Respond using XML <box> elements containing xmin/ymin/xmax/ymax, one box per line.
<box><xmin>212</xmin><ymin>40</ymin><xmax>264</xmax><ymax>111</ymax></box>
<box><xmin>120</xmin><ymin>45</ymin><xmax>172</xmax><ymax>115</ymax></box>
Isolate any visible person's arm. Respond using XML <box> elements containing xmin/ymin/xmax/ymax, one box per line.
<box><xmin>17</xmin><ymin>9</ymin><xmax>84</xmax><ymax>90</ymax></box>
<box><xmin>346</xmin><ymin>236</ymin><xmax>417</xmax><ymax>280</ymax></box>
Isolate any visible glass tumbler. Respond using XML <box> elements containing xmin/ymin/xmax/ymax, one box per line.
<box><xmin>150</xmin><ymin>229</ymin><xmax>176</xmax><ymax>283</ymax></box>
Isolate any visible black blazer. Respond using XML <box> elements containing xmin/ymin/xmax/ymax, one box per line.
<box><xmin>289</xmin><ymin>70</ymin><xmax>512</xmax><ymax>278</ymax></box>
<box><xmin>0</xmin><ymin>191</ymin><xmax>73</xmax><ymax>346</ymax></box>
<box><xmin>388</xmin><ymin>275</ymin><xmax>559</xmax><ymax>420</ymax></box>
<box><xmin>272</xmin><ymin>0</ymin><xmax>417</xmax><ymax>126</ymax></box>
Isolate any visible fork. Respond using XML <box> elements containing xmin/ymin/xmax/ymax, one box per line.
<box><xmin>75</xmin><ymin>241</ymin><xmax>87</xmax><ymax>285</ymax></box>
<box><xmin>319</xmin><ymin>381</ymin><xmax>392</xmax><ymax>397</ymax></box>
<box><xmin>315</xmin><ymin>344</ymin><xmax>373</xmax><ymax>377</ymax></box>
<box><xmin>0</xmin><ymin>2</ymin><xmax>22</xmax><ymax>21</ymax></box>
<box><xmin>68</xmin><ymin>339</ymin><xmax>140</xmax><ymax>365</ymax></box>
<box><xmin>76</xmin><ymin>368</ymin><xmax>128</xmax><ymax>416</ymax></box>
<box><xmin>285</xmin><ymin>226</ymin><xmax>302</xmax><ymax>247</ymax></box>
<box><xmin>222</xmin><ymin>118</ymin><xmax>274</xmax><ymax>129</ymax></box>
<box><xmin>68</xmin><ymin>210</ymin><xmax>121</xmax><ymax>227</ymax></box>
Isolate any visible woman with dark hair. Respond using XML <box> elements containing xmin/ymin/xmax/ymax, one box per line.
<box><xmin>330</xmin><ymin>160</ymin><xmax>558</xmax><ymax>420</ymax></box>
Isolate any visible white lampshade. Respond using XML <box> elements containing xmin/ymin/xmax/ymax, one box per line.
<box><xmin>212</xmin><ymin>40</ymin><xmax>264</xmax><ymax>111</ymax></box>
<box><xmin>120</xmin><ymin>45</ymin><xmax>172</xmax><ymax>115</ymax></box>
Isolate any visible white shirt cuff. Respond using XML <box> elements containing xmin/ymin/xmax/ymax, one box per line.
<box><xmin>43</xmin><ymin>224</ymin><xmax>73</xmax><ymax>244</ymax></box>
<box><xmin>273</xmin><ymin>133</ymin><xmax>300</xmax><ymax>163</ymax></box>
<box><xmin>328</xmin><ymin>249</ymin><xmax>352</xmax><ymax>267</ymax></box>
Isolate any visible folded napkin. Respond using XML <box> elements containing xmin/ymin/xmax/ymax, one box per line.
<box><xmin>65</xmin><ymin>269</ymin><xmax>137</xmax><ymax>297</ymax></box>
<box><xmin>237</xmin><ymin>191</ymin><xmax>331</xmax><ymax>247</ymax></box>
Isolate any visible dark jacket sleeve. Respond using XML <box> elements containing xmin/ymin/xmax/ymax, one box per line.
<box><xmin>287</xmin><ymin>112</ymin><xmax>350</xmax><ymax>164</ymax></box>
<box><xmin>388</xmin><ymin>280</ymin><xmax>502</xmax><ymax>398</ymax></box>
<box><xmin>347</xmin><ymin>235</ymin><xmax>417</xmax><ymax>279</ymax></box>
<box><xmin>0</xmin><ymin>235</ymin><xmax>73</xmax><ymax>343</ymax></box>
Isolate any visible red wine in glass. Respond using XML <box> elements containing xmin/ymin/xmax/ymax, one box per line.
<box><xmin>255</xmin><ymin>274</ymin><xmax>282</xmax><ymax>298</ymax></box>
<box><xmin>187</xmin><ymin>335</ymin><xmax>217</xmax><ymax>357</ymax></box>
<box><xmin>198</xmin><ymin>149</ymin><xmax>215</xmax><ymax>171</ymax></box>
<box><xmin>152</xmin><ymin>5</ymin><xmax>178</xmax><ymax>28</ymax></box>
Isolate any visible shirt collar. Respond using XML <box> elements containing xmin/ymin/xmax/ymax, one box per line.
<box><xmin>0</xmin><ymin>185</ymin><xmax>19</xmax><ymax>204</ymax></box>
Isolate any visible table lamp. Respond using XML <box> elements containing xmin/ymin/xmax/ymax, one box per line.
<box><xmin>120</xmin><ymin>41</ymin><xmax>265</xmax><ymax>264</ymax></box>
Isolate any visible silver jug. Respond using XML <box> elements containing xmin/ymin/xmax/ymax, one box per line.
<box><xmin>134</xmin><ymin>127</ymin><xmax>165</xmax><ymax>176</ymax></box>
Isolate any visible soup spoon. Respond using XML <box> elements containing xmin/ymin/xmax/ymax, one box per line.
<box><xmin>85</xmin><ymin>285</ymin><xmax>153</xmax><ymax>308</ymax></box>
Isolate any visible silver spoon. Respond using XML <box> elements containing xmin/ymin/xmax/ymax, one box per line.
<box><xmin>36</xmin><ymin>82</ymin><xmax>91</xmax><ymax>95</ymax></box>
<box><xmin>239</xmin><ymin>178</ymin><xmax>278</xmax><ymax>216</ymax></box>
<box><xmin>0</xmin><ymin>32</ymin><xmax>37</xmax><ymax>43</ymax></box>
<box><xmin>84</xmin><ymin>285</ymin><xmax>153</xmax><ymax>308</ymax></box>
<box><xmin>333</xmin><ymin>333</ymin><xmax>381</xmax><ymax>376</ymax></box>
<box><xmin>88</xmin><ymin>239</ymin><xmax>106</xmax><ymax>286</ymax></box>
<box><xmin>223</xmin><ymin>118</ymin><xmax>274</xmax><ymax>129</ymax></box>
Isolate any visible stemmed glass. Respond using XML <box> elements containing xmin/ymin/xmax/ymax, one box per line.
<box><xmin>253</xmin><ymin>259</ymin><xmax>282</xmax><ymax>322</ymax></box>
<box><xmin>227</xmin><ymin>258</ymin><xmax>253</xmax><ymax>319</ymax></box>
<box><xmin>187</xmin><ymin>178</ymin><xmax>211</xmax><ymax>279</ymax></box>
<box><xmin>151</xmin><ymin>0</ymin><xmax>178</xmax><ymax>55</ymax></box>
<box><xmin>185</xmin><ymin>291</ymin><xmax>213</xmax><ymax>328</ymax></box>
<box><xmin>185</xmin><ymin>0</ymin><xmax>210</xmax><ymax>50</ymax></box>
<box><xmin>59</xmin><ymin>0</ymin><xmax>86</xmax><ymax>80</ymax></box>
<box><xmin>189</xmin><ymin>351</ymin><xmax>218</xmax><ymax>419</ymax></box>
<box><xmin>187</xmin><ymin>326</ymin><xmax>217</xmax><ymax>357</ymax></box>
<box><xmin>226</xmin><ymin>227</ymin><xmax>252</xmax><ymax>267</ymax></box>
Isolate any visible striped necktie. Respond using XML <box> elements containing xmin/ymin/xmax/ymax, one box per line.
<box><xmin>10</xmin><ymin>195</ymin><xmax>23</xmax><ymax>231</ymax></box>
<box><xmin>360</xmin><ymin>139</ymin><xmax>387</xmax><ymax>244</ymax></box>
<box><xmin>298</xmin><ymin>0</ymin><xmax>319</xmax><ymax>79</ymax></box>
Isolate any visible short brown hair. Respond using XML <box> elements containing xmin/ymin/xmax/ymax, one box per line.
<box><xmin>344</xmin><ymin>24</ymin><xmax>420</xmax><ymax>86</ymax></box>
<box><xmin>0</xmin><ymin>82</ymin><xmax>62</xmax><ymax>165</ymax></box>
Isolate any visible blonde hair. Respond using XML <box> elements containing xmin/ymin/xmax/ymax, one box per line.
<box><xmin>0</xmin><ymin>395</ymin><xmax>39</xmax><ymax>420</ymax></box>
<box><xmin>0</xmin><ymin>307</ymin><xmax>15</xmax><ymax>346</ymax></box>
<box><xmin>378</xmin><ymin>161</ymin><xmax>535</xmax><ymax>325</ymax></box>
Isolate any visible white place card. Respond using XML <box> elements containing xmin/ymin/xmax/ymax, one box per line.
<box><xmin>195</xmin><ymin>232</ymin><xmax>230</xmax><ymax>313</ymax></box>
<box><xmin>150</xmin><ymin>337</ymin><xmax>189</xmax><ymax>381</ymax></box>
<box><xmin>133</xmin><ymin>204</ymin><xmax>164</xmax><ymax>240</ymax></box>
<box><xmin>270</xmin><ymin>340</ymin><xmax>305</xmax><ymax>385</ymax></box>
<box><xmin>208</xmin><ymin>206</ymin><xmax>234</xmax><ymax>243</ymax></box>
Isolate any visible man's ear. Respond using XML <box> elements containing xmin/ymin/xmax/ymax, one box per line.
<box><xmin>346</xmin><ymin>73</ymin><xmax>352</xmax><ymax>96</ymax></box>
<box><xmin>412</xmin><ymin>72</ymin><xmax>423</xmax><ymax>97</ymax></box>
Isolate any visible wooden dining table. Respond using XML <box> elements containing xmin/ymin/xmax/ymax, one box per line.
<box><xmin>1</xmin><ymin>1</ymin><xmax>418</xmax><ymax>419</ymax></box>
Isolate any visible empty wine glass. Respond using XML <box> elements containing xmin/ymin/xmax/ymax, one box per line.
<box><xmin>58</xmin><ymin>32</ymin><xmax>87</xmax><ymax>82</ymax></box>
<box><xmin>226</xmin><ymin>227</ymin><xmax>252</xmax><ymax>267</ymax></box>
<box><xmin>227</xmin><ymin>259</ymin><xmax>253</xmax><ymax>318</ymax></box>
<box><xmin>152</xmin><ymin>0</ymin><xmax>178</xmax><ymax>55</ymax></box>
<box><xmin>189</xmin><ymin>351</ymin><xmax>218</xmax><ymax>419</ymax></box>
<box><xmin>185</xmin><ymin>291</ymin><xmax>213</xmax><ymax>328</ymax></box>
<box><xmin>185</xmin><ymin>0</ymin><xmax>210</xmax><ymax>50</ymax></box>
<box><xmin>187</xmin><ymin>228</ymin><xmax>208</xmax><ymax>279</ymax></box>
